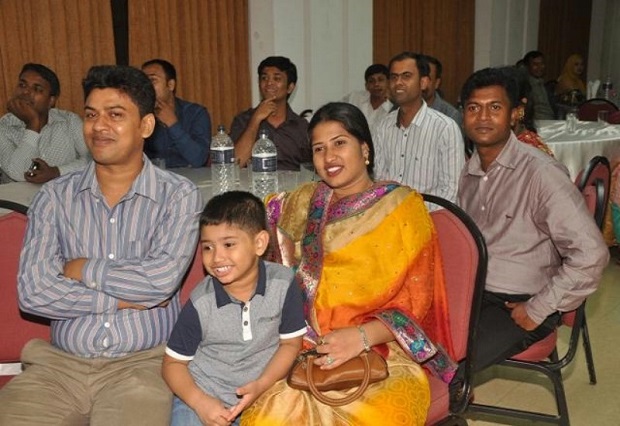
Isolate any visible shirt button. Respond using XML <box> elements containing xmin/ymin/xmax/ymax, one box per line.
<box><xmin>243</xmin><ymin>321</ymin><xmax>248</xmax><ymax>326</ymax></box>
<box><xmin>400</xmin><ymin>154</ymin><xmax>405</xmax><ymax>158</ymax></box>
<box><xmin>108</xmin><ymin>253</ymin><xmax>115</xmax><ymax>259</ymax></box>
<box><xmin>102</xmin><ymin>337</ymin><xmax>109</xmax><ymax>348</ymax></box>
<box><xmin>481</xmin><ymin>206</ymin><xmax>486</xmax><ymax>211</ymax></box>
<box><xmin>483</xmin><ymin>176</ymin><xmax>488</xmax><ymax>181</ymax></box>
<box><xmin>109</xmin><ymin>218</ymin><xmax>116</xmax><ymax>224</ymax></box>
<box><xmin>88</xmin><ymin>281</ymin><xmax>97</xmax><ymax>289</ymax></box>
<box><xmin>104</xmin><ymin>322</ymin><xmax>110</xmax><ymax>328</ymax></box>
<box><xmin>243</xmin><ymin>306</ymin><xmax>248</xmax><ymax>312</ymax></box>
<box><xmin>404</xmin><ymin>134</ymin><xmax>408</xmax><ymax>137</ymax></box>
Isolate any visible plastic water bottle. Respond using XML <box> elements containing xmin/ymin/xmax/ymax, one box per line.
<box><xmin>210</xmin><ymin>125</ymin><xmax>235</xmax><ymax>195</ymax></box>
<box><xmin>251</xmin><ymin>129</ymin><xmax>278</xmax><ymax>199</ymax></box>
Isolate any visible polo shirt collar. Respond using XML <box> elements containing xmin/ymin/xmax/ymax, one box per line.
<box><xmin>214</xmin><ymin>259</ymin><xmax>267</xmax><ymax>307</ymax></box>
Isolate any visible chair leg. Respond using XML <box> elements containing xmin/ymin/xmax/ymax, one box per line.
<box><xmin>581</xmin><ymin>317</ymin><xmax>597</xmax><ymax>385</ymax></box>
<box><xmin>549</xmin><ymin>368</ymin><xmax>570</xmax><ymax>426</ymax></box>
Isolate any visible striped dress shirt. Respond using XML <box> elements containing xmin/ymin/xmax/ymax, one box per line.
<box><xmin>0</xmin><ymin>109</ymin><xmax>90</xmax><ymax>183</ymax></box>
<box><xmin>373</xmin><ymin>101</ymin><xmax>464</xmax><ymax>207</ymax></box>
<box><xmin>18</xmin><ymin>157</ymin><xmax>202</xmax><ymax>358</ymax></box>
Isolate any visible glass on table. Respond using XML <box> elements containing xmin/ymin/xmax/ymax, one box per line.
<box><xmin>235</xmin><ymin>159</ymin><xmax>251</xmax><ymax>191</ymax></box>
<box><xmin>277</xmin><ymin>169</ymin><xmax>300</xmax><ymax>192</ymax></box>
<box><xmin>300</xmin><ymin>162</ymin><xmax>318</xmax><ymax>183</ymax></box>
<box><xmin>565</xmin><ymin>111</ymin><xmax>577</xmax><ymax>134</ymax></box>
<box><xmin>597</xmin><ymin>110</ymin><xmax>609</xmax><ymax>124</ymax></box>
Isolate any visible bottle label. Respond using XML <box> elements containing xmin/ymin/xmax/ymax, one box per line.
<box><xmin>210</xmin><ymin>147</ymin><xmax>234</xmax><ymax>164</ymax></box>
<box><xmin>252</xmin><ymin>155</ymin><xmax>277</xmax><ymax>172</ymax></box>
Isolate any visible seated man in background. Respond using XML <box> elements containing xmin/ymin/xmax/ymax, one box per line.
<box><xmin>523</xmin><ymin>50</ymin><xmax>556</xmax><ymax>120</ymax></box>
<box><xmin>452</xmin><ymin>67</ymin><xmax>608</xmax><ymax>408</ymax></box>
<box><xmin>422</xmin><ymin>55</ymin><xmax>462</xmax><ymax>126</ymax></box>
<box><xmin>342</xmin><ymin>63</ymin><xmax>393</xmax><ymax>132</ymax></box>
<box><xmin>374</xmin><ymin>51</ymin><xmax>464</xmax><ymax>207</ymax></box>
<box><xmin>142</xmin><ymin>59</ymin><xmax>211</xmax><ymax>168</ymax></box>
<box><xmin>230</xmin><ymin>56</ymin><xmax>311</xmax><ymax>171</ymax></box>
<box><xmin>0</xmin><ymin>63</ymin><xmax>89</xmax><ymax>184</ymax></box>
<box><xmin>0</xmin><ymin>65</ymin><xmax>202</xmax><ymax>425</ymax></box>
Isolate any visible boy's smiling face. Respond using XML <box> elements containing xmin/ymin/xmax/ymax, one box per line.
<box><xmin>200</xmin><ymin>223</ymin><xmax>269</xmax><ymax>291</ymax></box>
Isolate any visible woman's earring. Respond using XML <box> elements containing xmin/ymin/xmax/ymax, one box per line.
<box><xmin>364</xmin><ymin>158</ymin><xmax>370</xmax><ymax>166</ymax></box>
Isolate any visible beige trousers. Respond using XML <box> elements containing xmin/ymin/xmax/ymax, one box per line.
<box><xmin>0</xmin><ymin>339</ymin><xmax>172</xmax><ymax>426</ymax></box>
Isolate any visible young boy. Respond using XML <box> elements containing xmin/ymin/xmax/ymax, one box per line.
<box><xmin>162</xmin><ymin>191</ymin><xmax>306</xmax><ymax>425</ymax></box>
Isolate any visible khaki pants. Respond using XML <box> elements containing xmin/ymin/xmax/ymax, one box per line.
<box><xmin>0</xmin><ymin>339</ymin><xmax>172</xmax><ymax>426</ymax></box>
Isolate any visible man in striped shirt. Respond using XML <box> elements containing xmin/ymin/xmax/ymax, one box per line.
<box><xmin>0</xmin><ymin>65</ymin><xmax>202</xmax><ymax>425</ymax></box>
<box><xmin>374</xmin><ymin>52</ymin><xmax>464</xmax><ymax>208</ymax></box>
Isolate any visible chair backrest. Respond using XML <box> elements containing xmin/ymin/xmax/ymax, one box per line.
<box><xmin>576</xmin><ymin>98</ymin><xmax>619</xmax><ymax>121</ymax></box>
<box><xmin>0</xmin><ymin>206</ymin><xmax>51</xmax><ymax>368</ymax></box>
<box><xmin>422</xmin><ymin>194</ymin><xmax>487</xmax><ymax>374</ymax></box>
<box><xmin>179</xmin><ymin>245</ymin><xmax>206</xmax><ymax>305</ymax></box>
<box><xmin>576</xmin><ymin>156</ymin><xmax>610</xmax><ymax>228</ymax></box>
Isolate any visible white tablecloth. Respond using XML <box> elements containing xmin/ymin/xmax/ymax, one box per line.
<box><xmin>0</xmin><ymin>167</ymin><xmax>312</xmax><ymax>213</ymax></box>
<box><xmin>536</xmin><ymin>120</ymin><xmax>620</xmax><ymax>178</ymax></box>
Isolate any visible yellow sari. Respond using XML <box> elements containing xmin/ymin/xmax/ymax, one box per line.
<box><xmin>241</xmin><ymin>182</ymin><xmax>454</xmax><ymax>425</ymax></box>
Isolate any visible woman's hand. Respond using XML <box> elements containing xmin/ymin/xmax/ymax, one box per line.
<box><xmin>314</xmin><ymin>327</ymin><xmax>365</xmax><ymax>370</ymax></box>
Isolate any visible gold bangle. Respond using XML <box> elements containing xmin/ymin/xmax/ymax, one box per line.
<box><xmin>357</xmin><ymin>325</ymin><xmax>371</xmax><ymax>352</ymax></box>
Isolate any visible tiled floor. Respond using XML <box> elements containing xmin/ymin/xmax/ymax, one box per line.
<box><xmin>464</xmin><ymin>249</ymin><xmax>620</xmax><ymax>425</ymax></box>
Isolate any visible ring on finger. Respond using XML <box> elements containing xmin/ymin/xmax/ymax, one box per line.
<box><xmin>325</xmin><ymin>355</ymin><xmax>334</xmax><ymax>365</ymax></box>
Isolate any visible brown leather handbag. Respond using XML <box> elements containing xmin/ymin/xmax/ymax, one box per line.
<box><xmin>287</xmin><ymin>349</ymin><xmax>389</xmax><ymax>406</ymax></box>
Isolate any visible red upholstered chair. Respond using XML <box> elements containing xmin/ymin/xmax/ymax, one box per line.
<box><xmin>608</xmin><ymin>110</ymin><xmax>620</xmax><ymax>124</ymax></box>
<box><xmin>421</xmin><ymin>194</ymin><xmax>488</xmax><ymax>425</ymax></box>
<box><xmin>576</xmin><ymin>98</ymin><xmax>618</xmax><ymax>121</ymax></box>
<box><xmin>179</xmin><ymin>244</ymin><xmax>206</xmax><ymax>306</ymax></box>
<box><xmin>576</xmin><ymin>155</ymin><xmax>611</xmax><ymax>229</ymax></box>
<box><xmin>0</xmin><ymin>201</ymin><xmax>50</xmax><ymax>388</ymax></box>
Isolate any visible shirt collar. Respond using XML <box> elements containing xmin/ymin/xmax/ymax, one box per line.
<box><xmin>393</xmin><ymin>100</ymin><xmax>428</xmax><ymax>128</ymax></box>
<box><xmin>76</xmin><ymin>154</ymin><xmax>161</xmax><ymax>203</ymax></box>
<box><xmin>214</xmin><ymin>259</ymin><xmax>267</xmax><ymax>307</ymax></box>
<box><xmin>466</xmin><ymin>132</ymin><xmax>520</xmax><ymax>176</ymax></box>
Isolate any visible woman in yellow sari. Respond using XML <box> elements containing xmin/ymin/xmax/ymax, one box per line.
<box><xmin>241</xmin><ymin>102</ymin><xmax>456</xmax><ymax>426</ymax></box>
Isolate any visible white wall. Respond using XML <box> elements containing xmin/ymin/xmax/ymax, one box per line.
<box><xmin>248</xmin><ymin>0</ymin><xmax>372</xmax><ymax>114</ymax></box>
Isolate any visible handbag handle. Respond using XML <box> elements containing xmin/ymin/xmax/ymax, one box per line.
<box><xmin>306</xmin><ymin>352</ymin><xmax>372</xmax><ymax>407</ymax></box>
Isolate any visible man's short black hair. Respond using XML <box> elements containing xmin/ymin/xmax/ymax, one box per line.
<box><xmin>388</xmin><ymin>52</ymin><xmax>430</xmax><ymax>78</ymax></box>
<box><xmin>364</xmin><ymin>64</ymin><xmax>389</xmax><ymax>82</ymax></box>
<box><xmin>523</xmin><ymin>50</ymin><xmax>544</xmax><ymax>66</ymax></box>
<box><xmin>21</xmin><ymin>63</ymin><xmax>60</xmax><ymax>97</ymax></box>
<box><xmin>82</xmin><ymin>65</ymin><xmax>156</xmax><ymax>118</ymax></box>
<box><xmin>460</xmin><ymin>67</ymin><xmax>520</xmax><ymax>110</ymax></box>
<box><xmin>258</xmin><ymin>56</ymin><xmax>298</xmax><ymax>85</ymax></box>
<box><xmin>424</xmin><ymin>55</ymin><xmax>443</xmax><ymax>79</ymax></box>
<box><xmin>142</xmin><ymin>59</ymin><xmax>177</xmax><ymax>82</ymax></box>
<box><xmin>200</xmin><ymin>191</ymin><xmax>267</xmax><ymax>236</ymax></box>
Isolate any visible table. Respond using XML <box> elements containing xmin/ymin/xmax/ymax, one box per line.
<box><xmin>0</xmin><ymin>167</ymin><xmax>313</xmax><ymax>213</ymax></box>
<box><xmin>536</xmin><ymin>119</ymin><xmax>620</xmax><ymax>178</ymax></box>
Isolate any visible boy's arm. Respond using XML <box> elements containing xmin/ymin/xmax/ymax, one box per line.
<box><xmin>227</xmin><ymin>336</ymin><xmax>303</xmax><ymax>421</ymax></box>
<box><xmin>162</xmin><ymin>355</ymin><xmax>232</xmax><ymax>425</ymax></box>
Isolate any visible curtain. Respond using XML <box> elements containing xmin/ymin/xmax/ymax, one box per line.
<box><xmin>128</xmin><ymin>0</ymin><xmax>250</xmax><ymax>133</ymax></box>
<box><xmin>372</xmin><ymin>0</ymin><xmax>475</xmax><ymax>105</ymax></box>
<box><xmin>538</xmin><ymin>0</ymin><xmax>592</xmax><ymax>85</ymax></box>
<box><xmin>0</xmin><ymin>0</ymin><xmax>116</xmax><ymax>115</ymax></box>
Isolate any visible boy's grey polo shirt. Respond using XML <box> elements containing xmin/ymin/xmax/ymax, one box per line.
<box><xmin>166</xmin><ymin>260</ymin><xmax>306</xmax><ymax>406</ymax></box>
